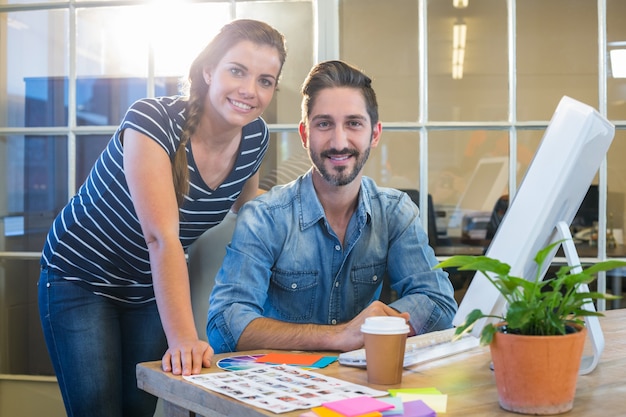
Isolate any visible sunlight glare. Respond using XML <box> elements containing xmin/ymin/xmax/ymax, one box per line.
<box><xmin>145</xmin><ymin>0</ymin><xmax>225</xmax><ymax>77</ymax></box>
<box><xmin>108</xmin><ymin>1</ymin><xmax>226</xmax><ymax>77</ymax></box>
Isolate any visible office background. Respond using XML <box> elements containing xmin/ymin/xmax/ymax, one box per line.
<box><xmin>0</xmin><ymin>0</ymin><xmax>625</xmax><ymax>414</ymax></box>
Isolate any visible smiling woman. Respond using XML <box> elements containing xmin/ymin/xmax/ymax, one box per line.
<box><xmin>37</xmin><ymin>18</ymin><xmax>287</xmax><ymax>417</ymax></box>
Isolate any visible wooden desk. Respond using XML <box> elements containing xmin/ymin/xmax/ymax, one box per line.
<box><xmin>137</xmin><ymin>309</ymin><xmax>626</xmax><ymax>417</ymax></box>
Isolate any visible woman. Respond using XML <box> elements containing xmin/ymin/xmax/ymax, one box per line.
<box><xmin>38</xmin><ymin>19</ymin><xmax>287</xmax><ymax>417</ymax></box>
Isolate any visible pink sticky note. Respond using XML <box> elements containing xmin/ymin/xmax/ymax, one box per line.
<box><xmin>323</xmin><ymin>396</ymin><xmax>394</xmax><ymax>417</ymax></box>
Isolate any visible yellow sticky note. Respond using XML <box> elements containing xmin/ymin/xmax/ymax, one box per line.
<box><xmin>395</xmin><ymin>393</ymin><xmax>448</xmax><ymax>413</ymax></box>
<box><xmin>388</xmin><ymin>388</ymin><xmax>442</xmax><ymax>396</ymax></box>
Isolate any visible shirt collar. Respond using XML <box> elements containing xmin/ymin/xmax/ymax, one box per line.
<box><xmin>297</xmin><ymin>169</ymin><xmax>373</xmax><ymax>230</ymax></box>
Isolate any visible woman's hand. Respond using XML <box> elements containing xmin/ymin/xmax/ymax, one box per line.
<box><xmin>162</xmin><ymin>338</ymin><xmax>214</xmax><ymax>376</ymax></box>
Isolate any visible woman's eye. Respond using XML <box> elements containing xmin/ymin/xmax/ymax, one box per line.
<box><xmin>230</xmin><ymin>68</ymin><xmax>243</xmax><ymax>76</ymax></box>
<box><xmin>260</xmin><ymin>78</ymin><xmax>274</xmax><ymax>88</ymax></box>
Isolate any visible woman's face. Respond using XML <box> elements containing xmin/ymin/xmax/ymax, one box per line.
<box><xmin>203</xmin><ymin>40</ymin><xmax>282</xmax><ymax>129</ymax></box>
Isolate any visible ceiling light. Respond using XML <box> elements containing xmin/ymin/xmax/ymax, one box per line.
<box><xmin>453</xmin><ymin>22</ymin><xmax>467</xmax><ymax>49</ymax></box>
<box><xmin>610</xmin><ymin>49</ymin><xmax>626</xmax><ymax>78</ymax></box>
<box><xmin>452</xmin><ymin>22</ymin><xmax>467</xmax><ymax>80</ymax></box>
<box><xmin>453</xmin><ymin>0</ymin><xmax>469</xmax><ymax>8</ymax></box>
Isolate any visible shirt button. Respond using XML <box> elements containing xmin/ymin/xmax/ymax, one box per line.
<box><xmin>335</xmin><ymin>282</ymin><xmax>340</xmax><ymax>287</ymax></box>
<box><xmin>331</xmin><ymin>319</ymin><xmax>337</xmax><ymax>325</ymax></box>
<box><xmin>291</xmin><ymin>283</ymin><xmax>297</xmax><ymax>289</ymax></box>
<box><xmin>335</xmin><ymin>245</ymin><xmax>341</xmax><ymax>251</ymax></box>
<box><xmin>372</xmin><ymin>275</ymin><xmax>378</xmax><ymax>282</ymax></box>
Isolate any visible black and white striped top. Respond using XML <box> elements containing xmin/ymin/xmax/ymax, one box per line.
<box><xmin>41</xmin><ymin>96</ymin><xmax>269</xmax><ymax>304</ymax></box>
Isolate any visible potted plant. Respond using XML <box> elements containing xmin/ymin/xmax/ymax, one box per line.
<box><xmin>436</xmin><ymin>240</ymin><xmax>625</xmax><ymax>415</ymax></box>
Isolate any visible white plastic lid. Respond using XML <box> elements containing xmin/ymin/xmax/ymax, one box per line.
<box><xmin>360</xmin><ymin>316</ymin><xmax>410</xmax><ymax>335</ymax></box>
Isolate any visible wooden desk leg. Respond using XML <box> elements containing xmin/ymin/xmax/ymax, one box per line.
<box><xmin>162</xmin><ymin>400</ymin><xmax>198</xmax><ymax>417</ymax></box>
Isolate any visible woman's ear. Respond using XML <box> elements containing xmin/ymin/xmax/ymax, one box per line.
<box><xmin>202</xmin><ymin>67</ymin><xmax>212</xmax><ymax>85</ymax></box>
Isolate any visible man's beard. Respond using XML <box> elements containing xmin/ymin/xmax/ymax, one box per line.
<box><xmin>309</xmin><ymin>146</ymin><xmax>371</xmax><ymax>186</ymax></box>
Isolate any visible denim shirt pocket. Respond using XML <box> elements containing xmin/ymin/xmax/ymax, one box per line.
<box><xmin>350</xmin><ymin>262</ymin><xmax>386</xmax><ymax>312</ymax></box>
<box><xmin>269</xmin><ymin>270</ymin><xmax>319</xmax><ymax>321</ymax></box>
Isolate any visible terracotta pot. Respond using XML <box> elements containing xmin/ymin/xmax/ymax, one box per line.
<box><xmin>489</xmin><ymin>325</ymin><xmax>587</xmax><ymax>415</ymax></box>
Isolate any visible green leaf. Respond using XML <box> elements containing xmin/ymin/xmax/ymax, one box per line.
<box><xmin>436</xmin><ymin>239</ymin><xmax>626</xmax><ymax>339</ymax></box>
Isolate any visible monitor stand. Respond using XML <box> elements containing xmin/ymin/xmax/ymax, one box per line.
<box><xmin>554</xmin><ymin>221</ymin><xmax>604</xmax><ymax>375</ymax></box>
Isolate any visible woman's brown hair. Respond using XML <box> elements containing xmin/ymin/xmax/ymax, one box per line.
<box><xmin>173</xmin><ymin>19</ymin><xmax>287</xmax><ymax>207</ymax></box>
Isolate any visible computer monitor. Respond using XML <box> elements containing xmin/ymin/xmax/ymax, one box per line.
<box><xmin>453</xmin><ymin>96</ymin><xmax>615</xmax><ymax>338</ymax></box>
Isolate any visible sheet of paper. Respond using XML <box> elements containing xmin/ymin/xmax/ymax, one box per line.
<box><xmin>184</xmin><ymin>364</ymin><xmax>387</xmax><ymax>414</ymax></box>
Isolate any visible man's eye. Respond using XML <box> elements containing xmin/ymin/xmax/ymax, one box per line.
<box><xmin>317</xmin><ymin>121</ymin><xmax>330</xmax><ymax>128</ymax></box>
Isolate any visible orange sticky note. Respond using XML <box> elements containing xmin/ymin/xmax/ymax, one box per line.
<box><xmin>255</xmin><ymin>352</ymin><xmax>324</xmax><ymax>366</ymax></box>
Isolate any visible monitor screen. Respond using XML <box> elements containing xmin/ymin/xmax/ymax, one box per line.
<box><xmin>457</xmin><ymin>156</ymin><xmax>510</xmax><ymax>213</ymax></box>
<box><xmin>446</xmin><ymin>156</ymin><xmax>510</xmax><ymax>237</ymax></box>
<box><xmin>453</xmin><ymin>96</ymin><xmax>616</xmax><ymax>335</ymax></box>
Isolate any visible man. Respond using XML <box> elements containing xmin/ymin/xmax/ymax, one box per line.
<box><xmin>207</xmin><ymin>60</ymin><xmax>457</xmax><ymax>354</ymax></box>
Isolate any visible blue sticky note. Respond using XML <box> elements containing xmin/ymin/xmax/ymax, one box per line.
<box><xmin>380</xmin><ymin>397</ymin><xmax>404</xmax><ymax>416</ymax></box>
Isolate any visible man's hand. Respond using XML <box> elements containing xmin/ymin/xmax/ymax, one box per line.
<box><xmin>334</xmin><ymin>301</ymin><xmax>411</xmax><ymax>352</ymax></box>
<box><xmin>161</xmin><ymin>339</ymin><xmax>214</xmax><ymax>376</ymax></box>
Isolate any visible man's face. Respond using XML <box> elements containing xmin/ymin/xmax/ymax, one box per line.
<box><xmin>300</xmin><ymin>87</ymin><xmax>381</xmax><ymax>186</ymax></box>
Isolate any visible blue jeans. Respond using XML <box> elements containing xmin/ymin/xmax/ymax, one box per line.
<box><xmin>38</xmin><ymin>268</ymin><xmax>167</xmax><ymax>417</ymax></box>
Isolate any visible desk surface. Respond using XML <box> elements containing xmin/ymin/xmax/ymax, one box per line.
<box><xmin>137</xmin><ymin>309</ymin><xmax>626</xmax><ymax>417</ymax></box>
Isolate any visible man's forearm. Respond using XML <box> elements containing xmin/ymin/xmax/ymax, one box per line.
<box><xmin>236</xmin><ymin>317</ymin><xmax>349</xmax><ymax>352</ymax></box>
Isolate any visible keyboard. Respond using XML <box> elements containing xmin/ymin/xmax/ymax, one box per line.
<box><xmin>338</xmin><ymin>328</ymin><xmax>480</xmax><ymax>368</ymax></box>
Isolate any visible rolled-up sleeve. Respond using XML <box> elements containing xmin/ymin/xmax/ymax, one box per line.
<box><xmin>383</xmin><ymin>194</ymin><xmax>458</xmax><ymax>334</ymax></box>
<box><xmin>206</xmin><ymin>201</ymin><xmax>276</xmax><ymax>353</ymax></box>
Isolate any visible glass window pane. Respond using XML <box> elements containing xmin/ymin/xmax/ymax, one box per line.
<box><xmin>607</xmin><ymin>0</ymin><xmax>626</xmax><ymax>120</ymax></box>
<box><xmin>1</xmin><ymin>135</ymin><xmax>67</xmax><ymax>252</ymax></box>
<box><xmin>428</xmin><ymin>0</ymin><xmax>508</xmax><ymax>121</ymax></box>
<box><xmin>76</xmin><ymin>135</ymin><xmax>110</xmax><ymax>186</ymax></box>
<box><xmin>608</xmin><ymin>129</ymin><xmax>626</xmax><ymax>243</ymax></box>
<box><xmin>258</xmin><ymin>131</ymin><xmax>309</xmax><ymax>191</ymax></box>
<box><xmin>341</xmin><ymin>0</ymin><xmax>420</xmax><ymax>123</ymax></box>
<box><xmin>367</xmin><ymin>131</ymin><xmax>420</xmax><ymax>190</ymax></box>
<box><xmin>75</xmin><ymin>76</ymin><xmax>180</xmax><ymax>127</ymax></box>
<box><xmin>517</xmin><ymin>0</ymin><xmax>598</xmax><ymax>120</ymax></box>
<box><xmin>430</xmin><ymin>130</ymin><xmax>510</xmax><ymax>247</ymax></box>
<box><xmin>237</xmin><ymin>0</ymin><xmax>314</xmax><ymax>125</ymax></box>
<box><xmin>77</xmin><ymin>6</ymin><xmax>150</xmax><ymax>78</ymax></box>
<box><xmin>516</xmin><ymin>129</ymin><xmax>543</xmax><ymax>188</ymax></box>
<box><xmin>152</xmin><ymin>3</ymin><xmax>231</xmax><ymax>78</ymax></box>
<box><xmin>3</xmin><ymin>10</ymin><xmax>69</xmax><ymax>128</ymax></box>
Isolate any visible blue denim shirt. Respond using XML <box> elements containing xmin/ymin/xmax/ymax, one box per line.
<box><xmin>207</xmin><ymin>170</ymin><xmax>457</xmax><ymax>353</ymax></box>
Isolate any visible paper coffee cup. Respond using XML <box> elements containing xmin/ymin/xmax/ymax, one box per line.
<box><xmin>361</xmin><ymin>316</ymin><xmax>410</xmax><ymax>385</ymax></box>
